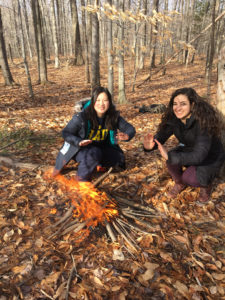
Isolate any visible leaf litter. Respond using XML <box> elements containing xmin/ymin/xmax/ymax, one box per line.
<box><xmin>0</xmin><ymin>58</ymin><xmax>225</xmax><ymax>299</ymax></box>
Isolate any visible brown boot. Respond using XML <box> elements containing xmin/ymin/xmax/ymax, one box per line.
<box><xmin>167</xmin><ymin>183</ymin><xmax>186</xmax><ymax>198</ymax></box>
<box><xmin>197</xmin><ymin>185</ymin><xmax>212</xmax><ymax>204</ymax></box>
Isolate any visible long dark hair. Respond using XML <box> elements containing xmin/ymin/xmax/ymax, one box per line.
<box><xmin>85</xmin><ymin>86</ymin><xmax>119</xmax><ymax>130</ymax></box>
<box><xmin>158</xmin><ymin>87</ymin><xmax>221</xmax><ymax>136</ymax></box>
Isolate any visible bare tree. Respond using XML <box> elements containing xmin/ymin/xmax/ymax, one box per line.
<box><xmin>31</xmin><ymin>0</ymin><xmax>48</xmax><ymax>84</ymax></box>
<box><xmin>51</xmin><ymin>0</ymin><xmax>60</xmax><ymax>68</ymax></box>
<box><xmin>17</xmin><ymin>0</ymin><xmax>33</xmax><ymax>98</ymax></box>
<box><xmin>106</xmin><ymin>0</ymin><xmax>114</xmax><ymax>98</ymax></box>
<box><xmin>70</xmin><ymin>0</ymin><xmax>84</xmax><ymax>65</ymax></box>
<box><xmin>81</xmin><ymin>0</ymin><xmax>90</xmax><ymax>82</ymax></box>
<box><xmin>206</xmin><ymin>0</ymin><xmax>216</xmax><ymax>98</ymax></box>
<box><xmin>117</xmin><ymin>0</ymin><xmax>127</xmax><ymax>104</ymax></box>
<box><xmin>217</xmin><ymin>45</ymin><xmax>225</xmax><ymax>177</ymax></box>
<box><xmin>0</xmin><ymin>7</ymin><xmax>15</xmax><ymax>86</ymax></box>
<box><xmin>91</xmin><ymin>0</ymin><xmax>100</xmax><ymax>90</ymax></box>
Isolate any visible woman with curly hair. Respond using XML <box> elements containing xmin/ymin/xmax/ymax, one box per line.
<box><xmin>143</xmin><ymin>87</ymin><xmax>225</xmax><ymax>204</ymax></box>
<box><xmin>53</xmin><ymin>86</ymin><xmax>136</xmax><ymax>181</ymax></box>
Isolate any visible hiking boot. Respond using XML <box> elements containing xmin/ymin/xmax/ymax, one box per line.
<box><xmin>197</xmin><ymin>185</ymin><xmax>212</xmax><ymax>204</ymax></box>
<box><xmin>167</xmin><ymin>183</ymin><xmax>186</xmax><ymax>198</ymax></box>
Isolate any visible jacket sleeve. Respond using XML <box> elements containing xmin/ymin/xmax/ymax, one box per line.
<box><xmin>117</xmin><ymin>116</ymin><xmax>136</xmax><ymax>141</ymax></box>
<box><xmin>168</xmin><ymin>132</ymin><xmax>212</xmax><ymax>166</ymax></box>
<box><xmin>144</xmin><ymin>124</ymin><xmax>174</xmax><ymax>152</ymax></box>
<box><xmin>62</xmin><ymin>114</ymin><xmax>83</xmax><ymax>146</ymax></box>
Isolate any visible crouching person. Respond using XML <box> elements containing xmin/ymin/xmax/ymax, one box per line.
<box><xmin>53</xmin><ymin>86</ymin><xmax>136</xmax><ymax>181</ymax></box>
<box><xmin>143</xmin><ymin>87</ymin><xmax>225</xmax><ymax>204</ymax></box>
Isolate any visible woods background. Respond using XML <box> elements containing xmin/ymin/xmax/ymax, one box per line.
<box><xmin>0</xmin><ymin>0</ymin><xmax>225</xmax><ymax>102</ymax></box>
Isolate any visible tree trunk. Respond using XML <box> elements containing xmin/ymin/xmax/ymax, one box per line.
<box><xmin>81</xmin><ymin>0</ymin><xmax>90</xmax><ymax>83</ymax></box>
<box><xmin>0</xmin><ymin>8</ymin><xmax>15</xmax><ymax>86</ymax></box>
<box><xmin>51</xmin><ymin>0</ymin><xmax>60</xmax><ymax>68</ymax></box>
<box><xmin>150</xmin><ymin>0</ymin><xmax>159</xmax><ymax>68</ymax></box>
<box><xmin>206</xmin><ymin>0</ymin><xmax>216</xmax><ymax>98</ymax></box>
<box><xmin>70</xmin><ymin>0</ymin><xmax>84</xmax><ymax>65</ymax></box>
<box><xmin>91</xmin><ymin>0</ymin><xmax>100</xmax><ymax>90</ymax></box>
<box><xmin>17</xmin><ymin>0</ymin><xmax>34</xmax><ymax>98</ymax></box>
<box><xmin>217</xmin><ymin>46</ymin><xmax>225</xmax><ymax>177</ymax></box>
<box><xmin>117</xmin><ymin>0</ymin><xmax>127</xmax><ymax>104</ymax></box>
<box><xmin>31</xmin><ymin>0</ymin><xmax>48</xmax><ymax>84</ymax></box>
<box><xmin>106</xmin><ymin>0</ymin><xmax>114</xmax><ymax>99</ymax></box>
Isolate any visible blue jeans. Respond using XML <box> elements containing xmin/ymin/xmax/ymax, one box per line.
<box><xmin>75</xmin><ymin>144</ymin><xmax>125</xmax><ymax>181</ymax></box>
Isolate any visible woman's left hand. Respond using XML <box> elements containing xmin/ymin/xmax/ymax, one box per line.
<box><xmin>155</xmin><ymin>139</ymin><xmax>168</xmax><ymax>160</ymax></box>
<box><xmin>116</xmin><ymin>131</ymin><xmax>129</xmax><ymax>141</ymax></box>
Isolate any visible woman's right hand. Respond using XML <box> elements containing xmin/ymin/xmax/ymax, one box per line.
<box><xmin>79</xmin><ymin>140</ymin><xmax>92</xmax><ymax>147</ymax></box>
<box><xmin>143</xmin><ymin>133</ymin><xmax>155</xmax><ymax>150</ymax></box>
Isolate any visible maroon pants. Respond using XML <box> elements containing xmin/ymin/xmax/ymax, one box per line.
<box><xmin>166</xmin><ymin>162</ymin><xmax>202</xmax><ymax>187</ymax></box>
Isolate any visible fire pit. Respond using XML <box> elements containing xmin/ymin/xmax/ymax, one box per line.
<box><xmin>45</xmin><ymin>168</ymin><xmax>161</xmax><ymax>252</ymax></box>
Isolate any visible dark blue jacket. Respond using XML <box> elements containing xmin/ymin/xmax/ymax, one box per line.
<box><xmin>54</xmin><ymin>110</ymin><xmax>136</xmax><ymax>173</ymax></box>
<box><xmin>154</xmin><ymin>115</ymin><xmax>225</xmax><ymax>186</ymax></box>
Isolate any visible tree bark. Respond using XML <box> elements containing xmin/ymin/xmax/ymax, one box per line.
<box><xmin>117</xmin><ymin>0</ymin><xmax>127</xmax><ymax>104</ymax></box>
<box><xmin>17</xmin><ymin>0</ymin><xmax>34</xmax><ymax>98</ymax></box>
<box><xmin>0</xmin><ymin>7</ymin><xmax>15</xmax><ymax>86</ymax></box>
<box><xmin>106</xmin><ymin>0</ymin><xmax>114</xmax><ymax>99</ymax></box>
<box><xmin>70</xmin><ymin>0</ymin><xmax>84</xmax><ymax>66</ymax></box>
<box><xmin>51</xmin><ymin>0</ymin><xmax>60</xmax><ymax>68</ymax></box>
<box><xmin>91</xmin><ymin>0</ymin><xmax>100</xmax><ymax>90</ymax></box>
<box><xmin>81</xmin><ymin>0</ymin><xmax>90</xmax><ymax>83</ymax></box>
<box><xmin>206</xmin><ymin>0</ymin><xmax>216</xmax><ymax>98</ymax></box>
<box><xmin>31</xmin><ymin>0</ymin><xmax>48</xmax><ymax>84</ymax></box>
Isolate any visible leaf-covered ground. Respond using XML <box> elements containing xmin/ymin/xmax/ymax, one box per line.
<box><xmin>0</xmin><ymin>57</ymin><xmax>225</xmax><ymax>300</ymax></box>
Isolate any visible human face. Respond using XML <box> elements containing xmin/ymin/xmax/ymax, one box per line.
<box><xmin>94</xmin><ymin>92</ymin><xmax>110</xmax><ymax>117</ymax></box>
<box><xmin>173</xmin><ymin>94</ymin><xmax>193</xmax><ymax>123</ymax></box>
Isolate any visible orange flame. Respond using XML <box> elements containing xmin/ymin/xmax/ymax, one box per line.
<box><xmin>44</xmin><ymin>168</ymin><xmax>118</xmax><ymax>230</ymax></box>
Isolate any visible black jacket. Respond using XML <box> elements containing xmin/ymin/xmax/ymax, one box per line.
<box><xmin>154</xmin><ymin>115</ymin><xmax>225</xmax><ymax>186</ymax></box>
<box><xmin>54</xmin><ymin>110</ymin><xmax>136</xmax><ymax>173</ymax></box>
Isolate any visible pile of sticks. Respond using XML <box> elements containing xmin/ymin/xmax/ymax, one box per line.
<box><xmin>47</xmin><ymin>168</ymin><xmax>162</xmax><ymax>251</ymax></box>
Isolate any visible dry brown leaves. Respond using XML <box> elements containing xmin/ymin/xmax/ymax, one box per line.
<box><xmin>0</xmin><ymin>57</ymin><xmax>225</xmax><ymax>299</ymax></box>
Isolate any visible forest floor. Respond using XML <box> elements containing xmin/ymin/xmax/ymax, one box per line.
<box><xmin>0</xmin><ymin>56</ymin><xmax>225</xmax><ymax>300</ymax></box>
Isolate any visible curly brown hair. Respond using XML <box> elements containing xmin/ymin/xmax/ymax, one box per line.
<box><xmin>158</xmin><ymin>87</ymin><xmax>221</xmax><ymax>136</ymax></box>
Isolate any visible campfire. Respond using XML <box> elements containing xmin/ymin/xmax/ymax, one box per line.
<box><xmin>45</xmin><ymin>168</ymin><xmax>161</xmax><ymax>252</ymax></box>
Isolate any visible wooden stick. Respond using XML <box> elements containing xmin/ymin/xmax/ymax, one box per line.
<box><xmin>62</xmin><ymin>221</ymin><xmax>86</xmax><ymax>235</ymax></box>
<box><xmin>49</xmin><ymin>206</ymin><xmax>74</xmax><ymax>229</ymax></box>
<box><xmin>105</xmin><ymin>219</ymin><xmax>116</xmax><ymax>242</ymax></box>
<box><xmin>121</xmin><ymin>210</ymin><xmax>159</xmax><ymax>232</ymax></box>
<box><xmin>117</xmin><ymin>217</ymin><xmax>150</xmax><ymax>235</ymax></box>
<box><xmin>65</xmin><ymin>255</ymin><xmax>79</xmax><ymax>300</ymax></box>
<box><xmin>114</xmin><ymin>194</ymin><xmax>158</xmax><ymax>214</ymax></box>
<box><xmin>112</xmin><ymin>220</ymin><xmax>140</xmax><ymax>251</ymax></box>
<box><xmin>93</xmin><ymin>167</ymin><xmax>113</xmax><ymax>187</ymax></box>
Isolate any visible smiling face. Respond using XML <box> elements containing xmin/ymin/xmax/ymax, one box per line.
<box><xmin>173</xmin><ymin>94</ymin><xmax>193</xmax><ymax>123</ymax></box>
<box><xmin>94</xmin><ymin>92</ymin><xmax>110</xmax><ymax>117</ymax></box>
